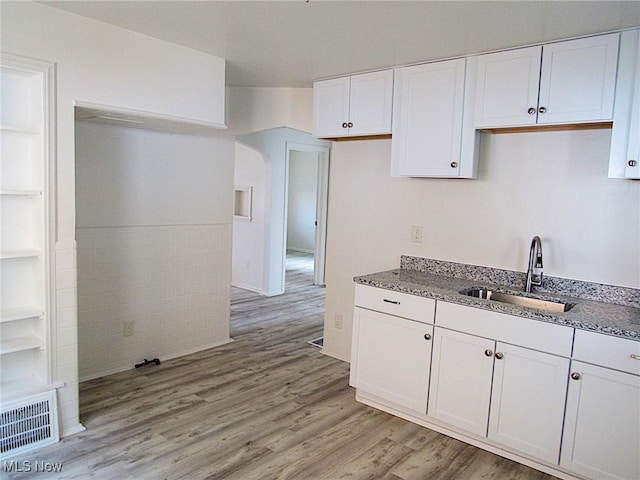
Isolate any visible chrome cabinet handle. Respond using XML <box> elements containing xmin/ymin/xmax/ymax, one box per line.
<box><xmin>538</xmin><ymin>106</ymin><xmax>547</xmax><ymax>114</ymax></box>
<box><xmin>527</xmin><ymin>107</ymin><xmax>536</xmax><ymax>114</ymax></box>
<box><xmin>630</xmin><ymin>354</ymin><xmax>640</xmax><ymax>360</ymax></box>
<box><xmin>382</xmin><ymin>299</ymin><xmax>400</xmax><ymax>305</ymax></box>
<box><xmin>450</xmin><ymin>162</ymin><xmax>458</xmax><ymax>168</ymax></box>
<box><xmin>484</xmin><ymin>349</ymin><xmax>493</xmax><ymax>357</ymax></box>
<box><xmin>495</xmin><ymin>352</ymin><xmax>504</xmax><ymax>360</ymax></box>
<box><xmin>629</xmin><ymin>160</ymin><xmax>638</xmax><ymax>167</ymax></box>
<box><xmin>347</xmin><ymin>122</ymin><xmax>353</xmax><ymax>128</ymax></box>
<box><xmin>342</xmin><ymin>122</ymin><xmax>348</xmax><ymax>128</ymax></box>
<box><xmin>424</xmin><ymin>333</ymin><xmax>431</xmax><ymax>341</ymax></box>
<box><xmin>571</xmin><ymin>372</ymin><xmax>581</xmax><ymax>380</ymax></box>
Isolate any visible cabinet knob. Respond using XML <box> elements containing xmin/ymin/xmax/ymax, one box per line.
<box><xmin>450</xmin><ymin>162</ymin><xmax>458</xmax><ymax>168</ymax></box>
<box><xmin>484</xmin><ymin>349</ymin><xmax>493</xmax><ymax>357</ymax></box>
<box><xmin>538</xmin><ymin>106</ymin><xmax>547</xmax><ymax>114</ymax></box>
<box><xmin>630</xmin><ymin>354</ymin><xmax>640</xmax><ymax>360</ymax></box>
<box><xmin>629</xmin><ymin>160</ymin><xmax>638</xmax><ymax>167</ymax></box>
<box><xmin>347</xmin><ymin>122</ymin><xmax>353</xmax><ymax>128</ymax></box>
<box><xmin>571</xmin><ymin>372</ymin><xmax>581</xmax><ymax>380</ymax></box>
<box><xmin>342</xmin><ymin>122</ymin><xmax>348</xmax><ymax>128</ymax></box>
<box><xmin>494</xmin><ymin>352</ymin><xmax>504</xmax><ymax>360</ymax></box>
<box><xmin>424</xmin><ymin>333</ymin><xmax>432</xmax><ymax>341</ymax></box>
<box><xmin>527</xmin><ymin>107</ymin><xmax>536</xmax><ymax>115</ymax></box>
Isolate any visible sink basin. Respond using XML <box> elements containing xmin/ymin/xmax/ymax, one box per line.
<box><xmin>460</xmin><ymin>288</ymin><xmax>574</xmax><ymax>313</ymax></box>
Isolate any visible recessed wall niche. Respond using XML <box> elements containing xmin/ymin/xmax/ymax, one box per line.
<box><xmin>234</xmin><ymin>185</ymin><xmax>253</xmax><ymax>222</ymax></box>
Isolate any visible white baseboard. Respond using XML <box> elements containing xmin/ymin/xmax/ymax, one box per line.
<box><xmin>231</xmin><ymin>281</ymin><xmax>266</xmax><ymax>295</ymax></box>
<box><xmin>286</xmin><ymin>247</ymin><xmax>314</xmax><ymax>255</ymax></box>
<box><xmin>79</xmin><ymin>338</ymin><xmax>235</xmax><ymax>383</ymax></box>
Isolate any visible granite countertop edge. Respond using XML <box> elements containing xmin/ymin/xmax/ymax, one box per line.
<box><xmin>353</xmin><ymin>265</ymin><xmax>640</xmax><ymax>342</ymax></box>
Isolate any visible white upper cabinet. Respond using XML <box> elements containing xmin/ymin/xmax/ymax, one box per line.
<box><xmin>391</xmin><ymin>58</ymin><xmax>478</xmax><ymax>178</ymax></box>
<box><xmin>609</xmin><ymin>29</ymin><xmax>640</xmax><ymax>179</ymax></box>
<box><xmin>313</xmin><ymin>70</ymin><xmax>393</xmax><ymax>138</ymax></box>
<box><xmin>474</xmin><ymin>33</ymin><xmax>620</xmax><ymax>128</ymax></box>
<box><xmin>473</xmin><ymin>46</ymin><xmax>542</xmax><ymax>128</ymax></box>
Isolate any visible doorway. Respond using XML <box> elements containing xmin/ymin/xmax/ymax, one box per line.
<box><xmin>284</xmin><ymin>142</ymin><xmax>330</xmax><ymax>290</ymax></box>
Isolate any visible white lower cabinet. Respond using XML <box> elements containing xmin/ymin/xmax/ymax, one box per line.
<box><xmin>427</xmin><ymin>328</ymin><xmax>494</xmax><ymax>436</ymax></box>
<box><xmin>351</xmin><ymin>307</ymin><xmax>433</xmax><ymax>413</ymax></box>
<box><xmin>428</xmin><ymin>327</ymin><xmax>569</xmax><ymax>463</ymax></box>
<box><xmin>560</xmin><ymin>330</ymin><xmax>640</xmax><ymax>480</ymax></box>
<box><xmin>350</xmin><ymin>284</ymin><xmax>436</xmax><ymax>414</ymax></box>
<box><xmin>351</xmin><ymin>289</ymin><xmax>640</xmax><ymax>480</ymax></box>
<box><xmin>488</xmin><ymin>342</ymin><xmax>569</xmax><ymax>463</ymax></box>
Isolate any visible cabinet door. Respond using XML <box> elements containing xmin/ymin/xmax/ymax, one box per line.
<box><xmin>473</xmin><ymin>46</ymin><xmax>542</xmax><ymax>128</ymax></box>
<box><xmin>350</xmin><ymin>307</ymin><xmax>433</xmax><ymax>413</ymax></box>
<box><xmin>538</xmin><ymin>33</ymin><xmax>619</xmax><ymax>124</ymax></box>
<box><xmin>391</xmin><ymin>59</ymin><xmax>466</xmax><ymax>177</ymax></box>
<box><xmin>625</xmin><ymin>33</ymin><xmax>640</xmax><ymax>179</ymax></box>
<box><xmin>427</xmin><ymin>328</ymin><xmax>494</xmax><ymax>436</ymax></box>
<box><xmin>488</xmin><ymin>343</ymin><xmax>569</xmax><ymax>463</ymax></box>
<box><xmin>560</xmin><ymin>361</ymin><xmax>640</xmax><ymax>480</ymax></box>
<box><xmin>312</xmin><ymin>76</ymin><xmax>350</xmax><ymax>138</ymax></box>
<box><xmin>348</xmin><ymin>70</ymin><xmax>394</xmax><ymax>136</ymax></box>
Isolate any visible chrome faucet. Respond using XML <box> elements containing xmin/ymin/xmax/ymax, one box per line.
<box><xmin>525</xmin><ymin>236</ymin><xmax>543</xmax><ymax>293</ymax></box>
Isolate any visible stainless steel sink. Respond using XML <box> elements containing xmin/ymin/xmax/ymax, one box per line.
<box><xmin>460</xmin><ymin>288</ymin><xmax>574</xmax><ymax>313</ymax></box>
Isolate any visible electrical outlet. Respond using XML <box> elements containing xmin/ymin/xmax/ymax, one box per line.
<box><xmin>123</xmin><ymin>321</ymin><xmax>135</xmax><ymax>337</ymax></box>
<box><xmin>334</xmin><ymin>314</ymin><xmax>343</xmax><ymax>330</ymax></box>
<box><xmin>411</xmin><ymin>225</ymin><xmax>423</xmax><ymax>243</ymax></box>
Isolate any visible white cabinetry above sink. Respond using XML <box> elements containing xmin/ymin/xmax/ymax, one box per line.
<box><xmin>390</xmin><ymin>59</ymin><xmax>478</xmax><ymax>178</ymax></box>
<box><xmin>609</xmin><ymin>29</ymin><xmax>640</xmax><ymax>179</ymax></box>
<box><xmin>472</xmin><ymin>34</ymin><xmax>620</xmax><ymax>128</ymax></box>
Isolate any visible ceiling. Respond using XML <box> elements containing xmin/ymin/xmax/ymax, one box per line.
<box><xmin>41</xmin><ymin>1</ymin><xmax>640</xmax><ymax>88</ymax></box>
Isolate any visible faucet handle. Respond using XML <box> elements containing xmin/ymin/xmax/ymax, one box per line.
<box><xmin>531</xmin><ymin>272</ymin><xmax>543</xmax><ymax>287</ymax></box>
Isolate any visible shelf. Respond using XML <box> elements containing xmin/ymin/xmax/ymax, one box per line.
<box><xmin>0</xmin><ymin>307</ymin><xmax>44</xmax><ymax>324</ymax></box>
<box><xmin>0</xmin><ymin>335</ymin><xmax>44</xmax><ymax>355</ymax></box>
<box><xmin>0</xmin><ymin>249</ymin><xmax>42</xmax><ymax>259</ymax></box>
<box><xmin>0</xmin><ymin>189</ymin><xmax>42</xmax><ymax>196</ymax></box>
<box><xmin>0</xmin><ymin>377</ymin><xmax>64</xmax><ymax>402</ymax></box>
<box><xmin>0</xmin><ymin>124</ymin><xmax>40</xmax><ymax>135</ymax></box>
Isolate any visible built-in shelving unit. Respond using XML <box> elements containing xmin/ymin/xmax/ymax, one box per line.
<box><xmin>0</xmin><ymin>53</ymin><xmax>54</xmax><ymax>403</ymax></box>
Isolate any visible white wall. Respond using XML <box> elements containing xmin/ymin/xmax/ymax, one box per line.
<box><xmin>1</xmin><ymin>2</ymin><xmax>227</xmax><ymax>436</ymax></box>
<box><xmin>75</xmin><ymin>122</ymin><xmax>233</xmax><ymax>380</ymax></box>
<box><xmin>232</xmin><ymin>143</ymin><xmax>268</xmax><ymax>293</ymax></box>
<box><xmin>322</xmin><ymin>131</ymin><xmax>640</xmax><ymax>362</ymax></box>
<box><xmin>226</xmin><ymin>87</ymin><xmax>313</xmax><ymax>136</ymax></box>
<box><xmin>235</xmin><ymin>127</ymin><xmax>329</xmax><ymax>296</ymax></box>
<box><xmin>227</xmin><ymin>88</ymin><xmax>325</xmax><ymax>295</ymax></box>
<box><xmin>287</xmin><ymin>151</ymin><xmax>319</xmax><ymax>253</ymax></box>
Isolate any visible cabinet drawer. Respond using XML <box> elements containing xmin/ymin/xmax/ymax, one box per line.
<box><xmin>354</xmin><ymin>284</ymin><xmax>435</xmax><ymax>324</ymax></box>
<box><xmin>436</xmin><ymin>301</ymin><xmax>573</xmax><ymax>357</ymax></box>
<box><xmin>573</xmin><ymin>330</ymin><xmax>640</xmax><ymax>375</ymax></box>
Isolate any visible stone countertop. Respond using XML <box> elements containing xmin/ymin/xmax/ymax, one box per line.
<box><xmin>354</xmin><ymin>268</ymin><xmax>640</xmax><ymax>341</ymax></box>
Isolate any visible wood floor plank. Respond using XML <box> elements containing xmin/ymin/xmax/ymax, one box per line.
<box><xmin>1</xmin><ymin>253</ymin><xmax>559</xmax><ymax>480</ymax></box>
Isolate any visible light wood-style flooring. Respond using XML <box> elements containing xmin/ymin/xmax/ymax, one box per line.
<box><xmin>2</xmin><ymin>253</ymin><xmax>557</xmax><ymax>479</ymax></box>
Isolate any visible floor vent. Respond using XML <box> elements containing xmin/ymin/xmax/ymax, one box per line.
<box><xmin>1</xmin><ymin>391</ymin><xmax>59</xmax><ymax>457</ymax></box>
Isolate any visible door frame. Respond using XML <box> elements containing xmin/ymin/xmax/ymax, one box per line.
<box><xmin>284</xmin><ymin>142</ymin><xmax>331</xmax><ymax>287</ymax></box>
